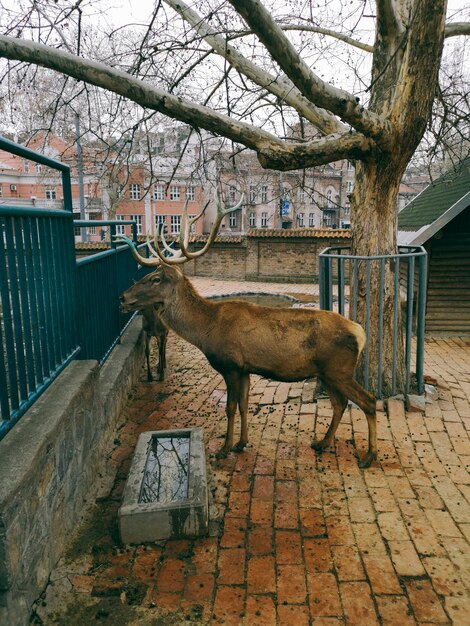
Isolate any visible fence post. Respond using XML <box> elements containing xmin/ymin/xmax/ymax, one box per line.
<box><xmin>416</xmin><ymin>253</ymin><xmax>428</xmax><ymax>394</ymax></box>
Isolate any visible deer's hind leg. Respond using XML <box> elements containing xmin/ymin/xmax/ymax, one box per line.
<box><xmin>232</xmin><ymin>373</ymin><xmax>250</xmax><ymax>452</ymax></box>
<box><xmin>311</xmin><ymin>379</ymin><xmax>348</xmax><ymax>452</ymax></box>
<box><xmin>216</xmin><ymin>371</ymin><xmax>241</xmax><ymax>459</ymax></box>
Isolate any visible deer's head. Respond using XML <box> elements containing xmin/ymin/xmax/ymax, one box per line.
<box><xmin>120</xmin><ymin>265</ymin><xmax>183</xmax><ymax>312</ymax></box>
<box><xmin>118</xmin><ymin>194</ymin><xmax>244</xmax><ymax>311</ymax></box>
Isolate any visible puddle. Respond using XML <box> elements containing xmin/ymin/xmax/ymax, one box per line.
<box><xmin>140</xmin><ymin>435</ymin><xmax>190</xmax><ymax>503</ymax></box>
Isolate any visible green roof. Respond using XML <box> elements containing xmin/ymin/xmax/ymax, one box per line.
<box><xmin>398</xmin><ymin>156</ymin><xmax>470</xmax><ymax>230</ymax></box>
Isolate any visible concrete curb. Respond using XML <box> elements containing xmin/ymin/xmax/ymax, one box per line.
<box><xmin>0</xmin><ymin>318</ymin><xmax>145</xmax><ymax>626</ymax></box>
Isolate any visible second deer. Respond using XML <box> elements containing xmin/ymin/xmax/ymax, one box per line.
<box><xmin>141</xmin><ymin>307</ymin><xmax>168</xmax><ymax>381</ymax></box>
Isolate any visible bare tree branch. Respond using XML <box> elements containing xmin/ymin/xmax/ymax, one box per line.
<box><xmin>258</xmin><ymin>130</ymin><xmax>373</xmax><ymax>170</ymax></box>
<box><xmin>444</xmin><ymin>22</ymin><xmax>470</xmax><ymax>38</ymax></box>
<box><xmin>227</xmin><ymin>0</ymin><xmax>395</xmax><ymax>150</ymax></box>
<box><xmin>279</xmin><ymin>24</ymin><xmax>373</xmax><ymax>53</ymax></box>
<box><xmin>162</xmin><ymin>0</ymin><xmax>344</xmax><ymax>134</ymax></box>
<box><xmin>0</xmin><ymin>34</ymin><xmax>371</xmax><ymax>169</ymax></box>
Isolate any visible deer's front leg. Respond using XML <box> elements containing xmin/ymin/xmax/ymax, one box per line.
<box><xmin>216</xmin><ymin>373</ymin><xmax>240</xmax><ymax>458</ymax></box>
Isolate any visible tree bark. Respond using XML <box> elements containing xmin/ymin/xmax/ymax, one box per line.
<box><xmin>351</xmin><ymin>158</ymin><xmax>406</xmax><ymax>396</ymax></box>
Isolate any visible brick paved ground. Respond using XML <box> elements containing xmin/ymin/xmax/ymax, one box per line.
<box><xmin>34</xmin><ymin>279</ymin><xmax>470</xmax><ymax>626</ymax></box>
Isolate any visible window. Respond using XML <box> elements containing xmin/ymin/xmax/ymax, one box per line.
<box><xmin>130</xmin><ymin>184</ymin><xmax>141</xmax><ymax>200</ymax></box>
<box><xmin>170</xmin><ymin>185</ymin><xmax>180</xmax><ymax>201</ymax></box>
<box><xmin>346</xmin><ymin>181</ymin><xmax>354</xmax><ymax>193</ymax></box>
<box><xmin>261</xmin><ymin>185</ymin><xmax>268</xmax><ymax>203</ymax></box>
<box><xmin>249</xmin><ymin>212</ymin><xmax>256</xmax><ymax>227</ymax></box>
<box><xmin>0</xmin><ymin>184</ymin><xmax>2</xmax><ymax>197</ymax></box>
<box><xmin>35</xmin><ymin>163</ymin><xmax>42</xmax><ymax>173</ymax></box>
<box><xmin>155</xmin><ymin>214</ymin><xmax>167</xmax><ymax>233</ymax></box>
<box><xmin>186</xmin><ymin>186</ymin><xmax>195</xmax><ymax>201</ymax></box>
<box><xmin>154</xmin><ymin>184</ymin><xmax>165</xmax><ymax>201</ymax></box>
<box><xmin>45</xmin><ymin>187</ymin><xmax>56</xmax><ymax>200</ymax></box>
<box><xmin>324</xmin><ymin>214</ymin><xmax>332</xmax><ymax>226</ymax></box>
<box><xmin>261</xmin><ymin>212</ymin><xmax>268</xmax><ymax>228</ymax></box>
<box><xmin>88</xmin><ymin>214</ymin><xmax>97</xmax><ymax>235</ymax></box>
<box><xmin>348</xmin><ymin>161</ymin><xmax>354</xmax><ymax>171</ymax></box>
<box><xmin>297</xmin><ymin>212</ymin><xmax>304</xmax><ymax>227</ymax></box>
<box><xmin>229</xmin><ymin>212</ymin><xmax>237</xmax><ymax>228</ymax></box>
<box><xmin>188</xmin><ymin>215</ymin><xmax>196</xmax><ymax>233</ymax></box>
<box><xmin>249</xmin><ymin>185</ymin><xmax>257</xmax><ymax>203</ymax></box>
<box><xmin>344</xmin><ymin>202</ymin><xmax>350</xmax><ymax>215</ymax></box>
<box><xmin>116</xmin><ymin>215</ymin><xmax>126</xmax><ymax>235</ymax></box>
<box><xmin>229</xmin><ymin>185</ymin><xmax>237</xmax><ymax>204</ymax></box>
<box><xmin>23</xmin><ymin>160</ymin><xmax>30</xmax><ymax>173</ymax></box>
<box><xmin>171</xmin><ymin>215</ymin><xmax>181</xmax><ymax>233</ymax></box>
<box><xmin>309</xmin><ymin>212</ymin><xmax>316</xmax><ymax>227</ymax></box>
<box><xmin>326</xmin><ymin>189</ymin><xmax>333</xmax><ymax>206</ymax></box>
<box><xmin>131</xmin><ymin>215</ymin><xmax>143</xmax><ymax>235</ymax></box>
<box><xmin>299</xmin><ymin>188</ymin><xmax>306</xmax><ymax>203</ymax></box>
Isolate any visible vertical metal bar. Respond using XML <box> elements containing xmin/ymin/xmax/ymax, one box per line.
<box><xmin>377</xmin><ymin>258</ymin><xmax>385</xmax><ymax>400</ymax></box>
<box><xmin>0</xmin><ymin>319</ymin><xmax>10</xmax><ymax>421</ymax></box>
<box><xmin>416</xmin><ymin>252</ymin><xmax>427</xmax><ymax>395</ymax></box>
<box><xmin>50</xmin><ymin>218</ymin><xmax>67</xmax><ymax>361</ymax></box>
<box><xmin>405</xmin><ymin>256</ymin><xmax>415</xmax><ymax>396</ymax></box>
<box><xmin>4</xmin><ymin>218</ymin><xmax>28</xmax><ymax>401</ymax></box>
<box><xmin>363</xmin><ymin>260</ymin><xmax>371</xmax><ymax>391</ymax></box>
<box><xmin>14</xmin><ymin>218</ymin><xmax>36</xmax><ymax>394</ymax></box>
<box><xmin>319</xmin><ymin>255</ymin><xmax>325</xmax><ymax>310</ymax></box>
<box><xmin>38</xmin><ymin>218</ymin><xmax>58</xmax><ymax>370</ymax></box>
<box><xmin>61</xmin><ymin>168</ymin><xmax>73</xmax><ymax>213</ymax></box>
<box><xmin>0</xmin><ymin>217</ymin><xmax>15</xmax><ymax>417</ymax></box>
<box><xmin>352</xmin><ymin>258</ymin><xmax>358</xmax><ymax>321</ymax></box>
<box><xmin>392</xmin><ymin>257</ymin><xmax>400</xmax><ymax>396</ymax></box>
<box><xmin>22</xmin><ymin>218</ymin><xmax>44</xmax><ymax>383</ymax></box>
<box><xmin>110</xmin><ymin>224</ymin><xmax>117</xmax><ymax>249</ymax></box>
<box><xmin>338</xmin><ymin>253</ymin><xmax>345</xmax><ymax>316</ymax></box>
<box><xmin>132</xmin><ymin>221</ymin><xmax>138</xmax><ymax>243</ymax></box>
<box><xmin>327</xmin><ymin>257</ymin><xmax>333</xmax><ymax>312</ymax></box>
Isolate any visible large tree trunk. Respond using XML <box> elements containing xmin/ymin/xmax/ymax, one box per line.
<box><xmin>348</xmin><ymin>0</ymin><xmax>447</xmax><ymax>396</ymax></box>
<box><xmin>351</xmin><ymin>158</ymin><xmax>406</xmax><ymax>396</ymax></box>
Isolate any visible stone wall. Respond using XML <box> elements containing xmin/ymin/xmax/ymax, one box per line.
<box><xmin>183</xmin><ymin>230</ymin><xmax>351</xmax><ymax>283</ymax></box>
<box><xmin>0</xmin><ymin>319</ymin><xmax>145</xmax><ymax>626</ymax></box>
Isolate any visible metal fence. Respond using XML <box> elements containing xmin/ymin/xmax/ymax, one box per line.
<box><xmin>319</xmin><ymin>245</ymin><xmax>427</xmax><ymax>398</ymax></box>
<box><xmin>0</xmin><ymin>137</ymin><xmax>146</xmax><ymax>439</ymax></box>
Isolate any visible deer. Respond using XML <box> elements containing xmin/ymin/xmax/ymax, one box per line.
<box><xmin>141</xmin><ymin>307</ymin><xmax>168</xmax><ymax>381</ymax></box>
<box><xmin>117</xmin><ymin>196</ymin><xmax>377</xmax><ymax>468</ymax></box>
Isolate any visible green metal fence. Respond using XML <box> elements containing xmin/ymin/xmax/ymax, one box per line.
<box><xmin>0</xmin><ymin>137</ymin><xmax>146</xmax><ymax>439</ymax></box>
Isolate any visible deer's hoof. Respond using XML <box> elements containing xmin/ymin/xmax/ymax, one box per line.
<box><xmin>311</xmin><ymin>439</ymin><xmax>330</xmax><ymax>452</ymax></box>
<box><xmin>358</xmin><ymin>450</ymin><xmax>377</xmax><ymax>469</ymax></box>
<box><xmin>232</xmin><ymin>441</ymin><xmax>247</xmax><ymax>453</ymax></box>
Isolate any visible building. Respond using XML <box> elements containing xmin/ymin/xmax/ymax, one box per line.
<box><xmin>398</xmin><ymin>155</ymin><xmax>470</xmax><ymax>333</ymax></box>
<box><xmin>1</xmin><ymin>127</ymin><xmax>424</xmax><ymax>242</ymax></box>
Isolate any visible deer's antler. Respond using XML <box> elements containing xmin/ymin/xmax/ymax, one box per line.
<box><xmin>178</xmin><ymin>195</ymin><xmax>244</xmax><ymax>260</ymax></box>
<box><xmin>115</xmin><ymin>194</ymin><xmax>244</xmax><ymax>266</ymax></box>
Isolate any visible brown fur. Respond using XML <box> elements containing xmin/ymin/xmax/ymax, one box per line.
<box><xmin>121</xmin><ymin>265</ymin><xmax>377</xmax><ymax>467</ymax></box>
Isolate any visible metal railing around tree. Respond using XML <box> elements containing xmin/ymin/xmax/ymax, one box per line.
<box><xmin>319</xmin><ymin>245</ymin><xmax>427</xmax><ymax>399</ymax></box>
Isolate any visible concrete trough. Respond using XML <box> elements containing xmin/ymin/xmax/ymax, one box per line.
<box><xmin>119</xmin><ymin>427</ymin><xmax>209</xmax><ymax>544</ymax></box>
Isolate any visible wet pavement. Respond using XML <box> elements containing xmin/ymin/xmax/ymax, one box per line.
<box><xmin>33</xmin><ymin>278</ymin><xmax>470</xmax><ymax>625</ymax></box>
